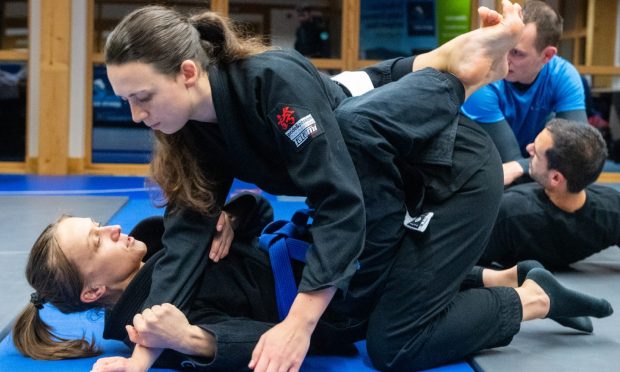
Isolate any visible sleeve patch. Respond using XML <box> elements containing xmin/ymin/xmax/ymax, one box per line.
<box><xmin>270</xmin><ymin>104</ymin><xmax>324</xmax><ymax>149</ymax></box>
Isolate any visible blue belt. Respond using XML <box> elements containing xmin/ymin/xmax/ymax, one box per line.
<box><xmin>258</xmin><ymin>209</ymin><xmax>313</xmax><ymax>320</ymax></box>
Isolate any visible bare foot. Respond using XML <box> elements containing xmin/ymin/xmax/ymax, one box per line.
<box><xmin>413</xmin><ymin>0</ymin><xmax>524</xmax><ymax>98</ymax></box>
<box><xmin>478</xmin><ymin>5</ymin><xmax>502</xmax><ymax>28</ymax></box>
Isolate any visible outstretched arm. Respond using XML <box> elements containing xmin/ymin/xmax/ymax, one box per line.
<box><xmin>477</xmin><ymin>119</ymin><xmax>530</xmax><ymax>186</ymax></box>
<box><xmin>249</xmin><ymin>287</ymin><xmax>337</xmax><ymax>372</ymax></box>
<box><xmin>91</xmin><ymin>346</ymin><xmax>161</xmax><ymax>372</ymax></box>
<box><xmin>139</xmin><ymin>175</ymin><xmax>233</xmax><ymax>314</ymax></box>
<box><xmin>557</xmin><ymin>109</ymin><xmax>588</xmax><ymax>123</ymax></box>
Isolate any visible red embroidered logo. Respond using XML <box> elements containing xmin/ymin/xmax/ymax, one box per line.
<box><xmin>276</xmin><ymin>106</ymin><xmax>296</xmax><ymax>130</ymax></box>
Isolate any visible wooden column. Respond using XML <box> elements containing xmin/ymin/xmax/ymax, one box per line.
<box><xmin>211</xmin><ymin>0</ymin><xmax>229</xmax><ymax>16</ymax></box>
<box><xmin>586</xmin><ymin>0</ymin><xmax>617</xmax><ymax>88</ymax></box>
<box><xmin>37</xmin><ymin>0</ymin><xmax>71</xmax><ymax>174</ymax></box>
<box><xmin>342</xmin><ymin>0</ymin><xmax>359</xmax><ymax>70</ymax></box>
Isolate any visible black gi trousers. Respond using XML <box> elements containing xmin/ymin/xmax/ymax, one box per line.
<box><xmin>334</xmin><ymin>70</ymin><xmax>523</xmax><ymax>371</ymax></box>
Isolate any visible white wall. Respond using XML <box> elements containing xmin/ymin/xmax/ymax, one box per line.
<box><xmin>27</xmin><ymin>0</ymin><xmax>39</xmax><ymax>157</ymax></box>
<box><xmin>69</xmin><ymin>0</ymin><xmax>87</xmax><ymax>158</ymax></box>
<box><xmin>26</xmin><ymin>0</ymin><xmax>87</xmax><ymax>159</ymax></box>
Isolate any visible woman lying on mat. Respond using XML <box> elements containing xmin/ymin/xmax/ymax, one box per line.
<box><xmin>12</xmin><ymin>194</ymin><xmax>613</xmax><ymax>371</ymax></box>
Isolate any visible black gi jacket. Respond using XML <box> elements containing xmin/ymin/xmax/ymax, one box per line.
<box><xmin>482</xmin><ymin>182</ymin><xmax>620</xmax><ymax>269</ymax></box>
<box><xmin>104</xmin><ymin>195</ymin><xmax>364</xmax><ymax>371</ymax></box>
<box><xmin>143</xmin><ymin>49</ymin><xmax>367</xmax><ymax>313</ymax></box>
<box><xmin>142</xmin><ymin>50</ymin><xmax>466</xmax><ymax>322</ymax></box>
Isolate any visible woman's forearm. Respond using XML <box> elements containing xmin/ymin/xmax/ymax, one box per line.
<box><xmin>130</xmin><ymin>345</ymin><xmax>162</xmax><ymax>371</ymax></box>
<box><xmin>286</xmin><ymin>287</ymin><xmax>337</xmax><ymax>331</ymax></box>
<box><xmin>176</xmin><ymin>325</ymin><xmax>217</xmax><ymax>357</ymax></box>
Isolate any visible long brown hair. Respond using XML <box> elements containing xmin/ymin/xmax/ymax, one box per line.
<box><xmin>12</xmin><ymin>216</ymin><xmax>107</xmax><ymax>360</ymax></box>
<box><xmin>105</xmin><ymin>6</ymin><xmax>270</xmax><ymax>214</ymax></box>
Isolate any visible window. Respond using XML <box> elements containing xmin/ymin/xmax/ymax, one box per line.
<box><xmin>0</xmin><ymin>1</ymin><xmax>28</xmax><ymax>163</ymax></box>
<box><xmin>228</xmin><ymin>0</ymin><xmax>342</xmax><ymax>59</ymax></box>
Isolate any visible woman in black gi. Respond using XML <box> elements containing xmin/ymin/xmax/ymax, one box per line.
<box><xmin>12</xmin><ymin>194</ymin><xmax>365</xmax><ymax>370</ymax></box>
<box><xmin>72</xmin><ymin>1</ymin><xmax>612</xmax><ymax>370</ymax></box>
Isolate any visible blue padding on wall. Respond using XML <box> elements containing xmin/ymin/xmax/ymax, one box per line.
<box><xmin>92</xmin><ymin>150</ymin><xmax>151</xmax><ymax>164</ymax></box>
<box><xmin>0</xmin><ymin>304</ymin><xmax>472</xmax><ymax>372</ymax></box>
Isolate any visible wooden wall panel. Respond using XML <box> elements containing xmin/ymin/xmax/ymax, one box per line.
<box><xmin>8</xmin><ymin>0</ymin><xmax>619</xmax><ymax>176</ymax></box>
<box><xmin>342</xmin><ymin>0</ymin><xmax>359</xmax><ymax>71</ymax></box>
<box><xmin>586</xmin><ymin>0</ymin><xmax>617</xmax><ymax>88</ymax></box>
<box><xmin>211</xmin><ymin>0</ymin><xmax>228</xmax><ymax>15</ymax></box>
<box><xmin>37</xmin><ymin>0</ymin><xmax>71</xmax><ymax>174</ymax></box>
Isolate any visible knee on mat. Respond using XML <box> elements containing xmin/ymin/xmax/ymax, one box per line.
<box><xmin>366</xmin><ymin>335</ymin><xmax>400</xmax><ymax>371</ymax></box>
<box><xmin>367</xmin><ymin>341</ymin><xmax>441</xmax><ymax>372</ymax></box>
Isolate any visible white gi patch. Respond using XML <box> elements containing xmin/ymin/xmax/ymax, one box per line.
<box><xmin>404</xmin><ymin>211</ymin><xmax>434</xmax><ymax>233</ymax></box>
<box><xmin>286</xmin><ymin>114</ymin><xmax>318</xmax><ymax>148</ymax></box>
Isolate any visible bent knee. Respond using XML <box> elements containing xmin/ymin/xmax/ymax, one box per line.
<box><xmin>366</xmin><ymin>337</ymin><xmax>397</xmax><ymax>371</ymax></box>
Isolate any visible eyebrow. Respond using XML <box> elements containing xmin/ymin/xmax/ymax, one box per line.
<box><xmin>127</xmin><ymin>90</ymin><xmax>149</xmax><ymax>98</ymax></box>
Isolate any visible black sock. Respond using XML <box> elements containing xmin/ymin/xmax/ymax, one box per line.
<box><xmin>517</xmin><ymin>260</ymin><xmax>544</xmax><ymax>286</ymax></box>
<box><xmin>526</xmin><ymin>268</ymin><xmax>613</xmax><ymax>319</ymax></box>
<box><xmin>551</xmin><ymin>317</ymin><xmax>593</xmax><ymax>333</ymax></box>
<box><xmin>516</xmin><ymin>261</ymin><xmax>592</xmax><ymax>332</ymax></box>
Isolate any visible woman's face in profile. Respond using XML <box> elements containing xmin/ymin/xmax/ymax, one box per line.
<box><xmin>55</xmin><ymin>217</ymin><xmax>146</xmax><ymax>292</ymax></box>
<box><xmin>107</xmin><ymin>62</ymin><xmax>193</xmax><ymax>135</ymax></box>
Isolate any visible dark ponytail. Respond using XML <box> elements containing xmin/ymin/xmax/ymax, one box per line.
<box><xmin>189</xmin><ymin>10</ymin><xmax>269</xmax><ymax>65</ymax></box>
<box><xmin>105</xmin><ymin>5</ymin><xmax>269</xmax><ymax>75</ymax></box>
<box><xmin>12</xmin><ymin>304</ymin><xmax>100</xmax><ymax>360</ymax></box>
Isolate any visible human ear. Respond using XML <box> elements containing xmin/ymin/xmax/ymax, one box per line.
<box><xmin>81</xmin><ymin>286</ymin><xmax>106</xmax><ymax>303</ymax></box>
<box><xmin>550</xmin><ymin>170</ymin><xmax>565</xmax><ymax>187</ymax></box>
<box><xmin>180</xmin><ymin>60</ymin><xmax>199</xmax><ymax>86</ymax></box>
<box><xmin>541</xmin><ymin>46</ymin><xmax>557</xmax><ymax>63</ymax></box>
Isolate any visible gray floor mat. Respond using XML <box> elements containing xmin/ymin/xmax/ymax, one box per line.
<box><xmin>0</xmin><ymin>196</ymin><xmax>127</xmax><ymax>339</ymax></box>
<box><xmin>471</xmin><ymin>248</ymin><xmax>620</xmax><ymax>371</ymax></box>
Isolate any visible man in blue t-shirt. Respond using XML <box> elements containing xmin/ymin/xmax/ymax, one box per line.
<box><xmin>461</xmin><ymin>0</ymin><xmax>587</xmax><ymax>186</ymax></box>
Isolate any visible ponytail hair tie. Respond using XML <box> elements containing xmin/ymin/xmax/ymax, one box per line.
<box><xmin>189</xmin><ymin>15</ymin><xmax>225</xmax><ymax>46</ymax></box>
<box><xmin>30</xmin><ymin>292</ymin><xmax>45</xmax><ymax>310</ymax></box>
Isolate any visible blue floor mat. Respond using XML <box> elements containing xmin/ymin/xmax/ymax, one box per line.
<box><xmin>0</xmin><ymin>304</ymin><xmax>471</xmax><ymax>372</ymax></box>
<box><xmin>0</xmin><ymin>304</ymin><xmax>175</xmax><ymax>372</ymax></box>
<box><xmin>0</xmin><ymin>194</ymin><xmax>129</xmax><ymax>340</ymax></box>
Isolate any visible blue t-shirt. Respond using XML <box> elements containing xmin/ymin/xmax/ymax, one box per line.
<box><xmin>461</xmin><ymin>56</ymin><xmax>585</xmax><ymax>154</ymax></box>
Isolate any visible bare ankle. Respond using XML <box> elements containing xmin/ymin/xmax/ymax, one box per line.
<box><xmin>517</xmin><ymin>279</ymin><xmax>550</xmax><ymax>321</ymax></box>
<box><xmin>482</xmin><ymin>266</ymin><xmax>518</xmax><ymax>288</ymax></box>
<box><xmin>411</xmin><ymin>49</ymin><xmax>447</xmax><ymax>74</ymax></box>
